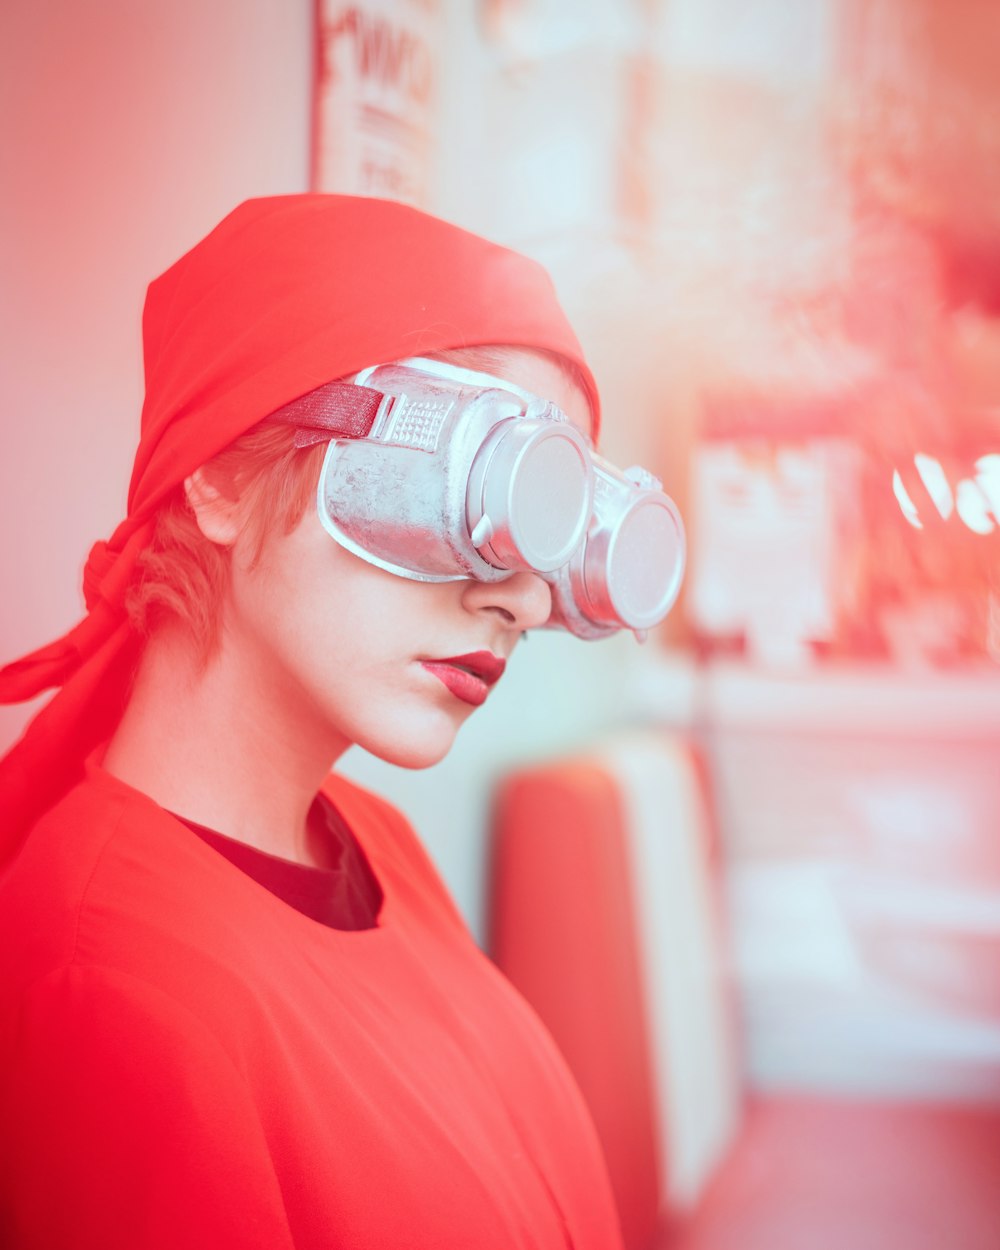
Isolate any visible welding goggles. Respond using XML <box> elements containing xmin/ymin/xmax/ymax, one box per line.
<box><xmin>269</xmin><ymin>357</ymin><xmax>685</xmax><ymax>640</ymax></box>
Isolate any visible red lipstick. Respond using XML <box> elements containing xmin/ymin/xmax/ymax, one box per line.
<box><xmin>421</xmin><ymin>651</ymin><xmax>506</xmax><ymax>707</ymax></box>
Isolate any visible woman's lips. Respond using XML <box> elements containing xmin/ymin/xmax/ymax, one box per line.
<box><xmin>421</xmin><ymin>651</ymin><xmax>506</xmax><ymax>707</ymax></box>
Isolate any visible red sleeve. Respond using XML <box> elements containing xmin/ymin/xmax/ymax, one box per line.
<box><xmin>0</xmin><ymin>965</ymin><xmax>294</xmax><ymax>1250</ymax></box>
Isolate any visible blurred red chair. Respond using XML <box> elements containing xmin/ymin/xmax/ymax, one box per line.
<box><xmin>488</xmin><ymin>734</ymin><xmax>1000</xmax><ymax>1250</ymax></box>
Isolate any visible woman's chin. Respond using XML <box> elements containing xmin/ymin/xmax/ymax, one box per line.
<box><xmin>358</xmin><ymin>721</ymin><xmax>461</xmax><ymax>771</ymax></box>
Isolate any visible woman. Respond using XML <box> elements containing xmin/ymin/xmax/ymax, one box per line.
<box><xmin>0</xmin><ymin>195</ymin><xmax>674</xmax><ymax>1248</ymax></box>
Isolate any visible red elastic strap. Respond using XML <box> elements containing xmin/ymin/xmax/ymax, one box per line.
<box><xmin>267</xmin><ymin>381</ymin><xmax>386</xmax><ymax>448</ymax></box>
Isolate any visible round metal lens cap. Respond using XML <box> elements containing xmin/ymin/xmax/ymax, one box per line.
<box><xmin>472</xmin><ymin>422</ymin><xmax>594</xmax><ymax>572</ymax></box>
<box><xmin>604</xmin><ymin>496</ymin><xmax>686</xmax><ymax>628</ymax></box>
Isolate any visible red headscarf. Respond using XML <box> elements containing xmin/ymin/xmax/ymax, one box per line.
<box><xmin>0</xmin><ymin>194</ymin><xmax>600</xmax><ymax>856</ymax></box>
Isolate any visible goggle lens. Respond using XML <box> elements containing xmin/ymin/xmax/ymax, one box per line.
<box><xmin>605</xmin><ymin>496</ymin><xmax>685</xmax><ymax>627</ymax></box>
<box><xmin>506</xmin><ymin>431</ymin><xmax>594</xmax><ymax>570</ymax></box>
<box><xmin>469</xmin><ymin>419</ymin><xmax>594</xmax><ymax>573</ymax></box>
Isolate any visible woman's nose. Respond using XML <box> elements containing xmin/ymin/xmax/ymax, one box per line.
<box><xmin>461</xmin><ymin>571</ymin><xmax>552</xmax><ymax>632</ymax></box>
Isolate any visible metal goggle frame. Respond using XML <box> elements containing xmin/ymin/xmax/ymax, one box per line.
<box><xmin>269</xmin><ymin>357</ymin><xmax>685</xmax><ymax>640</ymax></box>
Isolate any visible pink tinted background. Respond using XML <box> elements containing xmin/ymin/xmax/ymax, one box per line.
<box><xmin>3</xmin><ymin>0</ymin><xmax>1000</xmax><ymax>1118</ymax></box>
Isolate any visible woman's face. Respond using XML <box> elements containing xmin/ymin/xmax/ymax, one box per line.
<box><xmin>220</xmin><ymin>348</ymin><xmax>592</xmax><ymax>770</ymax></box>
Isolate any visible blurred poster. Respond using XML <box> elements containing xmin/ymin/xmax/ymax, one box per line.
<box><xmin>313</xmin><ymin>0</ymin><xmax>441</xmax><ymax>205</ymax></box>
<box><xmin>689</xmin><ymin>438</ymin><xmax>846</xmax><ymax>668</ymax></box>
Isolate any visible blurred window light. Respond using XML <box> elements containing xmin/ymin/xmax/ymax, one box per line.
<box><xmin>892</xmin><ymin>468</ymin><xmax>923</xmax><ymax>529</ymax></box>
<box><xmin>955</xmin><ymin>479</ymin><xmax>996</xmax><ymax>535</ymax></box>
<box><xmin>974</xmin><ymin>454</ymin><xmax>1000</xmax><ymax>517</ymax></box>
<box><xmin>913</xmin><ymin>453</ymin><xmax>954</xmax><ymax>520</ymax></box>
<box><xmin>894</xmin><ymin>452</ymin><xmax>1000</xmax><ymax>533</ymax></box>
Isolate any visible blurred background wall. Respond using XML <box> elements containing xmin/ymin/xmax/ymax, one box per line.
<box><xmin>3</xmin><ymin>0</ymin><xmax>1000</xmax><ymax>1106</ymax></box>
<box><xmin>0</xmin><ymin>0</ymin><xmax>315</xmax><ymax>746</ymax></box>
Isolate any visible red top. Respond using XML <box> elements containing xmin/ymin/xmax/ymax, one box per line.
<box><xmin>174</xmin><ymin>797</ymin><xmax>384</xmax><ymax>931</ymax></box>
<box><xmin>0</xmin><ymin>761</ymin><xmax>623</xmax><ymax>1250</ymax></box>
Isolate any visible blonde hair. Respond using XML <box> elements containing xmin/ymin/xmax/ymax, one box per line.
<box><xmin>125</xmin><ymin>346</ymin><xmax>589</xmax><ymax>656</ymax></box>
<box><xmin>125</xmin><ymin>425</ymin><xmax>325</xmax><ymax>657</ymax></box>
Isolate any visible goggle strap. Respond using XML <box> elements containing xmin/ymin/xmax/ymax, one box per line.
<box><xmin>268</xmin><ymin>381</ymin><xmax>385</xmax><ymax>448</ymax></box>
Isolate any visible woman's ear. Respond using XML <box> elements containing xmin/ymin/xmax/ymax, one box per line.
<box><xmin>184</xmin><ymin>468</ymin><xmax>243</xmax><ymax>547</ymax></box>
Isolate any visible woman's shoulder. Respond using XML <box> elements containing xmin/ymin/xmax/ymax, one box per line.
<box><xmin>0</xmin><ymin>768</ymin><xmax>137</xmax><ymax>985</ymax></box>
<box><xmin>0</xmin><ymin>766</ymin><xmax>299</xmax><ymax>1012</ymax></box>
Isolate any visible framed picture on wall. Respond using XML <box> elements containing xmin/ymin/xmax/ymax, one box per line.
<box><xmin>312</xmin><ymin>0</ymin><xmax>441</xmax><ymax>205</ymax></box>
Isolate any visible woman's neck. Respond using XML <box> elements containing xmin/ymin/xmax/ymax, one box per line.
<box><xmin>103</xmin><ymin>624</ymin><xmax>349</xmax><ymax>866</ymax></box>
